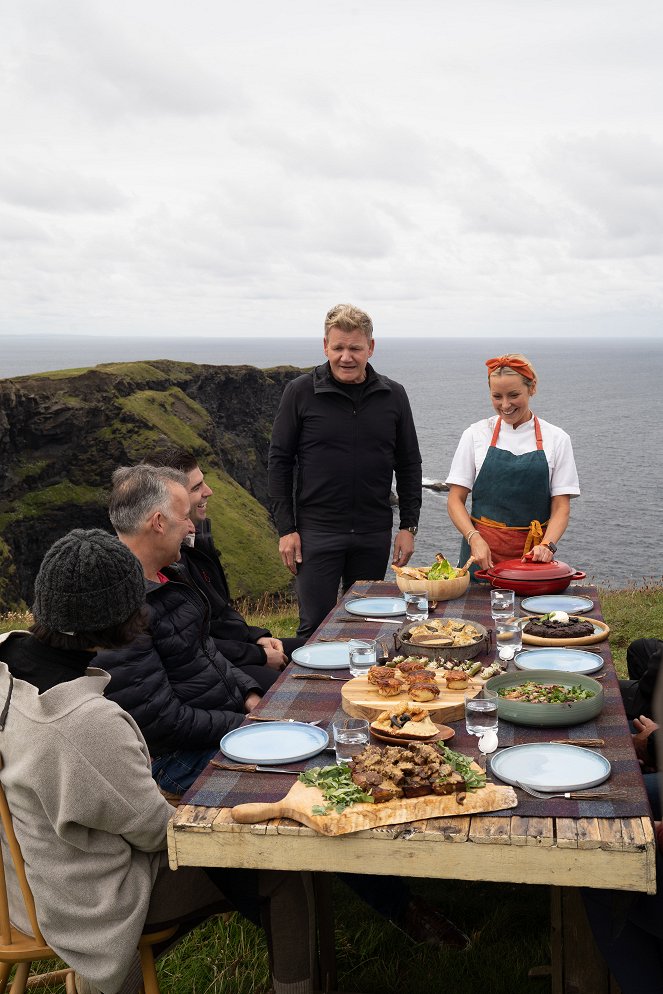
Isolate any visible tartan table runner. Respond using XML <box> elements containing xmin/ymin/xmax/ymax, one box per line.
<box><xmin>183</xmin><ymin>581</ymin><xmax>651</xmax><ymax>821</ymax></box>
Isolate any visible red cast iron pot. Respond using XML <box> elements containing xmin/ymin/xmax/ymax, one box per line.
<box><xmin>474</xmin><ymin>558</ymin><xmax>586</xmax><ymax>595</ymax></box>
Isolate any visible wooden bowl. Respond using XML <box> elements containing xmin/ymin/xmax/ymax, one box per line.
<box><xmin>393</xmin><ymin>568</ymin><xmax>470</xmax><ymax>601</ymax></box>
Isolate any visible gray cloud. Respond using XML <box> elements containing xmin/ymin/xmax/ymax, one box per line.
<box><xmin>13</xmin><ymin>0</ymin><xmax>240</xmax><ymax>120</ymax></box>
<box><xmin>0</xmin><ymin>0</ymin><xmax>661</xmax><ymax>338</ymax></box>
<box><xmin>0</xmin><ymin>162</ymin><xmax>128</xmax><ymax>214</ymax></box>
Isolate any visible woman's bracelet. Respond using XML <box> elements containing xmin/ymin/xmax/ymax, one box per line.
<box><xmin>465</xmin><ymin>528</ymin><xmax>479</xmax><ymax>544</ymax></box>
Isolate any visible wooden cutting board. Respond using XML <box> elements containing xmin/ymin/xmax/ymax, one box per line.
<box><xmin>342</xmin><ymin>673</ymin><xmax>481</xmax><ymax>722</ymax></box>
<box><xmin>231</xmin><ymin>778</ymin><xmax>517</xmax><ymax>836</ymax></box>
<box><xmin>522</xmin><ymin>617</ymin><xmax>610</xmax><ymax>647</ymax></box>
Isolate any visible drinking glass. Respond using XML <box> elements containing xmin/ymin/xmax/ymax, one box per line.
<box><xmin>348</xmin><ymin>639</ymin><xmax>377</xmax><ymax>678</ymax></box>
<box><xmin>405</xmin><ymin>592</ymin><xmax>429</xmax><ymax>622</ymax></box>
<box><xmin>465</xmin><ymin>688</ymin><xmax>499</xmax><ymax>736</ymax></box>
<box><xmin>333</xmin><ymin>718</ymin><xmax>370</xmax><ymax>765</ymax></box>
<box><xmin>496</xmin><ymin>611</ymin><xmax>522</xmax><ymax>656</ymax></box>
<box><xmin>490</xmin><ymin>589</ymin><xmax>515</xmax><ymax>621</ymax></box>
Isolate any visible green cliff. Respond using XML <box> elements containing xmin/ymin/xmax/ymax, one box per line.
<box><xmin>0</xmin><ymin>359</ymin><xmax>304</xmax><ymax>607</ymax></box>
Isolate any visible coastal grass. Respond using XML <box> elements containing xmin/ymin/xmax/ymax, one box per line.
<box><xmin>0</xmin><ymin>582</ymin><xmax>660</xmax><ymax>993</ymax></box>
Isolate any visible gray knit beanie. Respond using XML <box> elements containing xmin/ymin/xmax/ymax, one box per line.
<box><xmin>32</xmin><ymin>528</ymin><xmax>146</xmax><ymax>633</ymax></box>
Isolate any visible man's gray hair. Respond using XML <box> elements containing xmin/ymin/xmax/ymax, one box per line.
<box><xmin>109</xmin><ymin>464</ymin><xmax>188</xmax><ymax>535</ymax></box>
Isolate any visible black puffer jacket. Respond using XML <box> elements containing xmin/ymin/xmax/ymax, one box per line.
<box><xmin>268</xmin><ymin>362</ymin><xmax>422</xmax><ymax>536</ymax></box>
<box><xmin>98</xmin><ymin>565</ymin><xmax>260</xmax><ymax>755</ymax></box>
<box><xmin>181</xmin><ymin>520</ymin><xmax>272</xmax><ymax>671</ymax></box>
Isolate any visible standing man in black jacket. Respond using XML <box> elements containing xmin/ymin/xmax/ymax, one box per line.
<box><xmin>268</xmin><ymin>303</ymin><xmax>423</xmax><ymax>637</ymax></box>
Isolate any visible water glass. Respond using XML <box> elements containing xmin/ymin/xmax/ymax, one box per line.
<box><xmin>405</xmin><ymin>592</ymin><xmax>429</xmax><ymax>622</ymax></box>
<box><xmin>348</xmin><ymin>639</ymin><xmax>377</xmax><ymax>677</ymax></box>
<box><xmin>490</xmin><ymin>588</ymin><xmax>515</xmax><ymax>621</ymax></box>
<box><xmin>333</xmin><ymin>717</ymin><xmax>370</xmax><ymax>765</ymax></box>
<box><xmin>495</xmin><ymin>615</ymin><xmax>522</xmax><ymax>656</ymax></box>
<box><xmin>465</xmin><ymin>688</ymin><xmax>499</xmax><ymax>736</ymax></box>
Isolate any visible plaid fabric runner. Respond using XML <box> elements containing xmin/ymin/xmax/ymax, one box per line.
<box><xmin>183</xmin><ymin>581</ymin><xmax>651</xmax><ymax>821</ymax></box>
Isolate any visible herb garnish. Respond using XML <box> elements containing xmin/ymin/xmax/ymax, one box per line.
<box><xmin>436</xmin><ymin>743</ymin><xmax>487</xmax><ymax>791</ymax></box>
<box><xmin>298</xmin><ymin>764</ymin><xmax>375</xmax><ymax>815</ymax></box>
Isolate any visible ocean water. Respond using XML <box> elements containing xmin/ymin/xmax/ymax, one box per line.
<box><xmin>2</xmin><ymin>334</ymin><xmax>662</xmax><ymax>587</ymax></box>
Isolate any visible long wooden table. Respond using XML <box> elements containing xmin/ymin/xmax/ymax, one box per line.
<box><xmin>168</xmin><ymin>582</ymin><xmax>655</xmax><ymax>992</ymax></box>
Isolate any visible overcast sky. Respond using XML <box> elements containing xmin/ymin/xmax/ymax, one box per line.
<box><xmin>1</xmin><ymin>0</ymin><xmax>662</xmax><ymax>338</ymax></box>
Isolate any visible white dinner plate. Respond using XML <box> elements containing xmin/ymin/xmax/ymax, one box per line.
<box><xmin>521</xmin><ymin>594</ymin><xmax>594</xmax><ymax>615</ymax></box>
<box><xmin>291</xmin><ymin>642</ymin><xmax>350</xmax><ymax>670</ymax></box>
<box><xmin>490</xmin><ymin>743</ymin><xmax>611</xmax><ymax>792</ymax></box>
<box><xmin>514</xmin><ymin>647</ymin><xmax>604</xmax><ymax>675</ymax></box>
<box><xmin>220</xmin><ymin>722</ymin><xmax>329</xmax><ymax>765</ymax></box>
<box><xmin>345</xmin><ymin>597</ymin><xmax>406</xmax><ymax>617</ymax></box>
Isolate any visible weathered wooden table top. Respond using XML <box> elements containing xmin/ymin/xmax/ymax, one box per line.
<box><xmin>168</xmin><ymin>583</ymin><xmax>656</xmax><ymax>895</ymax></box>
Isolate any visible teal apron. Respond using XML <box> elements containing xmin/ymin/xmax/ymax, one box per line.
<box><xmin>459</xmin><ymin>416</ymin><xmax>551</xmax><ymax>579</ymax></box>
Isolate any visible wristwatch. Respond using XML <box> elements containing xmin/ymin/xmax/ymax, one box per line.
<box><xmin>403</xmin><ymin>525</ymin><xmax>418</xmax><ymax>536</ymax></box>
<box><xmin>543</xmin><ymin>540</ymin><xmax>557</xmax><ymax>554</ymax></box>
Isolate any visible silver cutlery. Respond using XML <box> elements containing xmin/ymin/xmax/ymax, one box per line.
<box><xmin>337</xmin><ymin>617</ymin><xmax>403</xmax><ymax>624</ymax></box>
<box><xmin>245</xmin><ymin>716</ymin><xmax>322</xmax><ymax>725</ymax></box>
<box><xmin>517</xmin><ymin>781</ymin><xmax>612</xmax><ymax>800</ymax></box>
<box><xmin>549</xmin><ymin>738</ymin><xmax>605</xmax><ymax>747</ymax></box>
<box><xmin>292</xmin><ymin>674</ymin><xmax>347</xmax><ymax>682</ymax></box>
<box><xmin>211</xmin><ymin>760</ymin><xmax>302</xmax><ymax>774</ymax></box>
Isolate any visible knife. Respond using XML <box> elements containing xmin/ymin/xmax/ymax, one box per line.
<box><xmin>292</xmin><ymin>673</ymin><xmax>347</xmax><ymax>682</ymax></box>
<box><xmin>549</xmin><ymin>738</ymin><xmax>605</xmax><ymax>747</ymax></box>
<box><xmin>245</xmin><ymin>716</ymin><xmax>322</xmax><ymax>725</ymax></box>
<box><xmin>338</xmin><ymin>617</ymin><xmax>403</xmax><ymax>624</ymax></box>
<box><xmin>210</xmin><ymin>759</ymin><xmax>302</xmax><ymax>774</ymax></box>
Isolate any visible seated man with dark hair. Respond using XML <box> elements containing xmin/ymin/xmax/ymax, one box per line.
<box><xmin>0</xmin><ymin>529</ymin><xmax>317</xmax><ymax>994</ymax></box>
<box><xmin>143</xmin><ymin>446</ymin><xmax>306</xmax><ymax>693</ymax></box>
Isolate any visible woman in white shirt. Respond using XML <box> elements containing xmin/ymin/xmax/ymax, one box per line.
<box><xmin>446</xmin><ymin>354</ymin><xmax>580</xmax><ymax>574</ymax></box>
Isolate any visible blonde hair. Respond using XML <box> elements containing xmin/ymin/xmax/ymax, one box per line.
<box><xmin>487</xmin><ymin>353</ymin><xmax>537</xmax><ymax>387</ymax></box>
<box><xmin>324</xmin><ymin>304</ymin><xmax>373</xmax><ymax>343</ymax></box>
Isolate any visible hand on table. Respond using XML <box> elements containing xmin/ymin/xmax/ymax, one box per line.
<box><xmin>633</xmin><ymin>715</ymin><xmax>659</xmax><ymax>767</ymax></box>
<box><xmin>244</xmin><ymin>692</ymin><xmax>262</xmax><ymax>713</ymax></box>
<box><xmin>279</xmin><ymin>531</ymin><xmax>302</xmax><ymax>575</ymax></box>
<box><xmin>257</xmin><ymin>636</ymin><xmax>287</xmax><ymax>670</ymax></box>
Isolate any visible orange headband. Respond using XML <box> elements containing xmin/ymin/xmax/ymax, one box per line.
<box><xmin>485</xmin><ymin>356</ymin><xmax>535</xmax><ymax>381</ymax></box>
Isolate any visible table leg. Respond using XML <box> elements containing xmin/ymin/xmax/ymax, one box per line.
<box><xmin>313</xmin><ymin>873</ymin><xmax>337</xmax><ymax>993</ymax></box>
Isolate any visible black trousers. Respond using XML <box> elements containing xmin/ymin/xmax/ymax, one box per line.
<box><xmin>582</xmin><ymin>852</ymin><xmax>663</xmax><ymax>994</ymax></box>
<box><xmin>295</xmin><ymin>529</ymin><xmax>392</xmax><ymax>638</ymax></box>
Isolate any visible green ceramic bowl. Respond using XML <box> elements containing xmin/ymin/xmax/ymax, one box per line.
<box><xmin>484</xmin><ymin>669</ymin><xmax>604</xmax><ymax>727</ymax></box>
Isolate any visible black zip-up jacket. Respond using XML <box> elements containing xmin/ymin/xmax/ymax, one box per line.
<box><xmin>97</xmin><ymin>565</ymin><xmax>260</xmax><ymax>755</ymax></box>
<box><xmin>181</xmin><ymin>520</ymin><xmax>272</xmax><ymax>670</ymax></box>
<box><xmin>268</xmin><ymin>362</ymin><xmax>422</xmax><ymax>536</ymax></box>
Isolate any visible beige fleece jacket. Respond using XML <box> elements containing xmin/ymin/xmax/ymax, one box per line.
<box><xmin>0</xmin><ymin>637</ymin><xmax>173</xmax><ymax>994</ymax></box>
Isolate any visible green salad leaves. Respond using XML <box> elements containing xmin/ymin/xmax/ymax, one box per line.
<box><xmin>436</xmin><ymin>743</ymin><xmax>487</xmax><ymax>791</ymax></box>
<box><xmin>428</xmin><ymin>555</ymin><xmax>457</xmax><ymax>580</ymax></box>
<box><xmin>298</xmin><ymin>764</ymin><xmax>375</xmax><ymax>815</ymax></box>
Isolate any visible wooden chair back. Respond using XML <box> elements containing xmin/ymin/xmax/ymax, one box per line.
<box><xmin>0</xmin><ymin>773</ymin><xmax>45</xmax><ymax>948</ymax></box>
<box><xmin>0</xmin><ymin>754</ymin><xmax>176</xmax><ymax>994</ymax></box>
<box><xmin>0</xmin><ymin>754</ymin><xmax>76</xmax><ymax>992</ymax></box>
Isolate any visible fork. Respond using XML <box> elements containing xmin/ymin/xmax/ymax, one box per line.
<box><xmin>245</xmin><ymin>716</ymin><xmax>323</xmax><ymax>725</ymax></box>
<box><xmin>516</xmin><ymin>781</ymin><xmax>612</xmax><ymax>800</ymax></box>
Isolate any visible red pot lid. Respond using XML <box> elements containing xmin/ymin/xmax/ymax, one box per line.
<box><xmin>485</xmin><ymin>558</ymin><xmax>576</xmax><ymax>581</ymax></box>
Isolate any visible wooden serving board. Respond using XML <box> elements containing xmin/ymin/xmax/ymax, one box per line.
<box><xmin>522</xmin><ymin>616</ymin><xmax>610</xmax><ymax>647</ymax></box>
<box><xmin>231</xmin><ymin>778</ymin><xmax>518</xmax><ymax>837</ymax></box>
<box><xmin>342</xmin><ymin>672</ymin><xmax>480</xmax><ymax>722</ymax></box>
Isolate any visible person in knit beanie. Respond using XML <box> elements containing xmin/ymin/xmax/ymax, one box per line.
<box><xmin>31</xmin><ymin>528</ymin><xmax>147</xmax><ymax>648</ymax></box>
<box><xmin>0</xmin><ymin>529</ymin><xmax>319</xmax><ymax>994</ymax></box>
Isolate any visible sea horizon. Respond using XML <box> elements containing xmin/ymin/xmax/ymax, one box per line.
<box><xmin>1</xmin><ymin>334</ymin><xmax>662</xmax><ymax>588</ymax></box>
